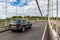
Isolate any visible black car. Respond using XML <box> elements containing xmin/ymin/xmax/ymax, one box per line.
<box><xmin>9</xmin><ymin>19</ymin><xmax>32</xmax><ymax>32</ymax></box>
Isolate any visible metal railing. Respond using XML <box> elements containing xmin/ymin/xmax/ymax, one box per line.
<box><xmin>41</xmin><ymin>20</ymin><xmax>60</xmax><ymax>40</ymax></box>
<box><xmin>47</xmin><ymin>0</ymin><xmax>60</xmax><ymax>40</ymax></box>
<box><xmin>48</xmin><ymin>21</ymin><xmax>60</xmax><ymax>40</ymax></box>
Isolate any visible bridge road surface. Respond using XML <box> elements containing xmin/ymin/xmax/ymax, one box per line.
<box><xmin>0</xmin><ymin>21</ymin><xmax>47</xmax><ymax>40</ymax></box>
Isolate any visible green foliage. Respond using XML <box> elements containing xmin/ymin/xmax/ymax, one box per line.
<box><xmin>1</xmin><ymin>16</ymin><xmax>60</xmax><ymax>22</ymax></box>
<box><xmin>8</xmin><ymin>16</ymin><xmax>46</xmax><ymax>20</ymax></box>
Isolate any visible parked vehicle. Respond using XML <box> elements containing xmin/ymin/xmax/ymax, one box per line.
<box><xmin>9</xmin><ymin>19</ymin><xmax>32</xmax><ymax>32</ymax></box>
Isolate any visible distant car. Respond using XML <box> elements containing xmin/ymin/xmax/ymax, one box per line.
<box><xmin>9</xmin><ymin>19</ymin><xmax>32</xmax><ymax>32</ymax></box>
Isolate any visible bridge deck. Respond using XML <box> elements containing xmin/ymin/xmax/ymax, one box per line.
<box><xmin>0</xmin><ymin>21</ymin><xmax>46</xmax><ymax>40</ymax></box>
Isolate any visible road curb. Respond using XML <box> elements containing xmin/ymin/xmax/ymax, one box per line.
<box><xmin>0</xmin><ymin>29</ymin><xmax>9</xmax><ymax>33</ymax></box>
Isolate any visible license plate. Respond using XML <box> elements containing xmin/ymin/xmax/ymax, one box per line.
<box><xmin>11</xmin><ymin>26</ymin><xmax>16</xmax><ymax>28</ymax></box>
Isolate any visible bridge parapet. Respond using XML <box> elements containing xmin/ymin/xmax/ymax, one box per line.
<box><xmin>41</xmin><ymin>21</ymin><xmax>60</xmax><ymax>40</ymax></box>
<box><xmin>48</xmin><ymin>21</ymin><xmax>60</xmax><ymax>40</ymax></box>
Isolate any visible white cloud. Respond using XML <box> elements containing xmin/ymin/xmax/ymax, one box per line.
<box><xmin>0</xmin><ymin>0</ymin><xmax>60</xmax><ymax>19</ymax></box>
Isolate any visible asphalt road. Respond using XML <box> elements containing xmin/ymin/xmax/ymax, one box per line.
<box><xmin>0</xmin><ymin>21</ymin><xmax>47</xmax><ymax>40</ymax></box>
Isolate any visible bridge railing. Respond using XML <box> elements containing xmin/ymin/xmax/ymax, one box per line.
<box><xmin>41</xmin><ymin>20</ymin><xmax>60</xmax><ymax>40</ymax></box>
<box><xmin>48</xmin><ymin>21</ymin><xmax>60</xmax><ymax>40</ymax></box>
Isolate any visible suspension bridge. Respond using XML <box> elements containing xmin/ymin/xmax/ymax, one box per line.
<box><xmin>0</xmin><ymin>0</ymin><xmax>60</xmax><ymax>40</ymax></box>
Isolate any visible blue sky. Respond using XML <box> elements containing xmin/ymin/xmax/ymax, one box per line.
<box><xmin>10</xmin><ymin>0</ymin><xmax>31</xmax><ymax>7</ymax></box>
<box><xmin>0</xmin><ymin>0</ymin><xmax>60</xmax><ymax>19</ymax></box>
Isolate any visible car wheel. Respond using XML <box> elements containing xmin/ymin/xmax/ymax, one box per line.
<box><xmin>22</xmin><ymin>27</ymin><xmax>25</xmax><ymax>32</ymax></box>
<box><xmin>29</xmin><ymin>25</ymin><xmax>32</xmax><ymax>29</ymax></box>
<box><xmin>29</xmin><ymin>26</ymin><xmax>32</xmax><ymax>29</ymax></box>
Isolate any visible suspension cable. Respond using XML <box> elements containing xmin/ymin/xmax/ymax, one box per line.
<box><xmin>35</xmin><ymin>0</ymin><xmax>43</xmax><ymax>17</ymax></box>
<box><xmin>16</xmin><ymin>6</ymin><xmax>17</xmax><ymax>19</ymax></box>
<box><xmin>56</xmin><ymin>0</ymin><xmax>58</xmax><ymax>34</ymax></box>
<box><xmin>48</xmin><ymin>0</ymin><xmax>49</xmax><ymax>21</ymax></box>
<box><xmin>52</xmin><ymin>0</ymin><xmax>53</xmax><ymax>26</ymax></box>
<box><xmin>5</xmin><ymin>0</ymin><xmax>7</xmax><ymax>26</ymax></box>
